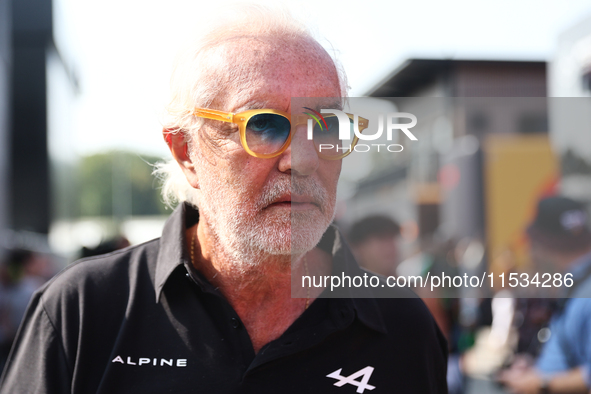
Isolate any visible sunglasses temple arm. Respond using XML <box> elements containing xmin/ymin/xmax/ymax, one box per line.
<box><xmin>193</xmin><ymin>108</ymin><xmax>234</xmax><ymax>123</ymax></box>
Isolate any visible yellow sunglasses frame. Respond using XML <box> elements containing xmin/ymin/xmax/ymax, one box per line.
<box><xmin>193</xmin><ymin>107</ymin><xmax>369</xmax><ymax>160</ymax></box>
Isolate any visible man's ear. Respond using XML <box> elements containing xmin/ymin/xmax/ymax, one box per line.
<box><xmin>163</xmin><ymin>128</ymin><xmax>199</xmax><ymax>189</ymax></box>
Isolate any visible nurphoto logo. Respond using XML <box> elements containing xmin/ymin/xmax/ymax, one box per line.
<box><xmin>305</xmin><ymin>108</ymin><xmax>418</xmax><ymax>153</ymax></box>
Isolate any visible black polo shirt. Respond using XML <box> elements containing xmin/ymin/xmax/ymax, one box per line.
<box><xmin>0</xmin><ymin>203</ymin><xmax>448</xmax><ymax>394</ymax></box>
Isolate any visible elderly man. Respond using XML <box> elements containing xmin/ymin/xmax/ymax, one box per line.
<box><xmin>0</xmin><ymin>8</ymin><xmax>447</xmax><ymax>393</ymax></box>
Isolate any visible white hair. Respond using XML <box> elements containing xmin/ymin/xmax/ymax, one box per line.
<box><xmin>153</xmin><ymin>4</ymin><xmax>348</xmax><ymax>208</ymax></box>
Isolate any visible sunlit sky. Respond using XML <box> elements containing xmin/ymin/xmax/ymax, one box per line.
<box><xmin>48</xmin><ymin>0</ymin><xmax>591</xmax><ymax>160</ymax></box>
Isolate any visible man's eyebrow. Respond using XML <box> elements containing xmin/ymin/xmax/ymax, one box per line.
<box><xmin>234</xmin><ymin>99</ymin><xmax>343</xmax><ymax>113</ymax></box>
<box><xmin>234</xmin><ymin>101</ymin><xmax>271</xmax><ymax>113</ymax></box>
<box><xmin>313</xmin><ymin>100</ymin><xmax>343</xmax><ymax>111</ymax></box>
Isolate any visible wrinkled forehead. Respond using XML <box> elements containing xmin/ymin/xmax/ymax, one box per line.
<box><xmin>202</xmin><ymin>35</ymin><xmax>342</xmax><ymax>111</ymax></box>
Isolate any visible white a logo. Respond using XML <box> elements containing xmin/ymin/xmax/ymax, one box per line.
<box><xmin>326</xmin><ymin>366</ymin><xmax>376</xmax><ymax>393</ymax></box>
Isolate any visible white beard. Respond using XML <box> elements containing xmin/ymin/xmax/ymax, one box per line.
<box><xmin>195</xmin><ymin>169</ymin><xmax>335</xmax><ymax>271</ymax></box>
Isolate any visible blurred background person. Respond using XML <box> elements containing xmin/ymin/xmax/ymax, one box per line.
<box><xmin>0</xmin><ymin>248</ymin><xmax>53</xmax><ymax>370</ymax></box>
<box><xmin>79</xmin><ymin>235</ymin><xmax>130</xmax><ymax>259</ymax></box>
<box><xmin>498</xmin><ymin>196</ymin><xmax>591</xmax><ymax>394</ymax></box>
<box><xmin>0</xmin><ymin>234</ymin><xmax>131</xmax><ymax>373</ymax></box>
<box><xmin>348</xmin><ymin>215</ymin><xmax>401</xmax><ymax>277</ymax></box>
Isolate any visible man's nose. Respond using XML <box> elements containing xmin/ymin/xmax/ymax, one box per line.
<box><xmin>278</xmin><ymin>123</ymin><xmax>319</xmax><ymax>176</ymax></box>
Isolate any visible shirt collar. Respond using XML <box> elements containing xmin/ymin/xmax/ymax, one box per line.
<box><xmin>154</xmin><ymin>202</ymin><xmax>387</xmax><ymax>334</ymax></box>
<box><xmin>317</xmin><ymin>227</ymin><xmax>388</xmax><ymax>334</ymax></box>
<box><xmin>155</xmin><ymin>202</ymin><xmax>194</xmax><ymax>302</ymax></box>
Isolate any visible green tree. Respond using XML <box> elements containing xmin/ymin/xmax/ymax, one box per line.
<box><xmin>78</xmin><ymin>151</ymin><xmax>168</xmax><ymax>217</ymax></box>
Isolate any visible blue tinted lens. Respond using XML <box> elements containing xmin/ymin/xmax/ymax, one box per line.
<box><xmin>245</xmin><ymin>114</ymin><xmax>291</xmax><ymax>155</ymax></box>
<box><xmin>313</xmin><ymin>116</ymin><xmax>354</xmax><ymax>156</ymax></box>
<box><xmin>313</xmin><ymin>116</ymin><xmax>341</xmax><ymax>140</ymax></box>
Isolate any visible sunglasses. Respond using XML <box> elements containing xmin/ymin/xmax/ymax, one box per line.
<box><xmin>193</xmin><ymin>107</ymin><xmax>369</xmax><ymax>160</ymax></box>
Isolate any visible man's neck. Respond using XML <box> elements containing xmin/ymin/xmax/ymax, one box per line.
<box><xmin>188</xmin><ymin>222</ymin><xmax>331</xmax><ymax>353</ymax></box>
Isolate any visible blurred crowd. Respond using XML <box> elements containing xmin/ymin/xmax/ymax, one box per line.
<box><xmin>2</xmin><ymin>195</ymin><xmax>591</xmax><ymax>394</ymax></box>
<box><xmin>0</xmin><ymin>247</ymin><xmax>55</xmax><ymax>371</ymax></box>
<box><xmin>0</xmin><ymin>235</ymin><xmax>129</xmax><ymax>372</ymax></box>
<box><xmin>347</xmin><ymin>196</ymin><xmax>591</xmax><ymax>394</ymax></box>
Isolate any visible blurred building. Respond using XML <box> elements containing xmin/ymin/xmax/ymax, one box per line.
<box><xmin>347</xmin><ymin>59</ymin><xmax>555</xmax><ymax>269</ymax></box>
<box><xmin>0</xmin><ymin>0</ymin><xmax>53</xmax><ymax>235</ymax></box>
<box><xmin>0</xmin><ymin>0</ymin><xmax>11</xmax><ymax>239</ymax></box>
<box><xmin>549</xmin><ymin>14</ymin><xmax>591</xmax><ymax>97</ymax></box>
<box><xmin>549</xmin><ymin>13</ymin><xmax>591</xmax><ymax>202</ymax></box>
<box><xmin>0</xmin><ymin>0</ymin><xmax>81</xmax><ymax>242</ymax></box>
<box><xmin>368</xmin><ymin>59</ymin><xmax>546</xmax><ymax>98</ymax></box>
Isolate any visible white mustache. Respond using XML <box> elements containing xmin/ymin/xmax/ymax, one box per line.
<box><xmin>259</xmin><ymin>177</ymin><xmax>328</xmax><ymax>213</ymax></box>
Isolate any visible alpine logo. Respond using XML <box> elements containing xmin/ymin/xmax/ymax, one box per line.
<box><xmin>111</xmin><ymin>355</ymin><xmax>187</xmax><ymax>367</ymax></box>
<box><xmin>326</xmin><ymin>366</ymin><xmax>376</xmax><ymax>393</ymax></box>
